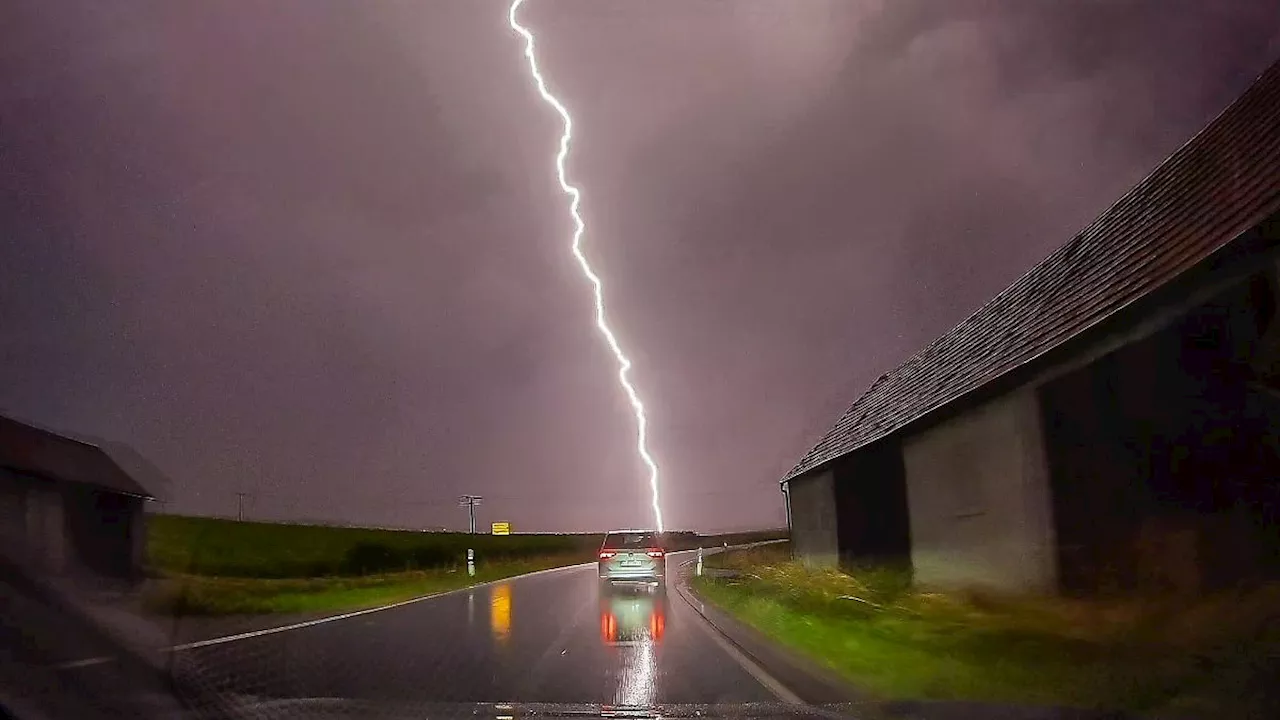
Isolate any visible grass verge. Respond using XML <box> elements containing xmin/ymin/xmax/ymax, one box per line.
<box><xmin>144</xmin><ymin>554</ymin><xmax>584</xmax><ymax>616</ymax></box>
<box><xmin>693</xmin><ymin>545</ymin><xmax>1280</xmax><ymax>718</ymax></box>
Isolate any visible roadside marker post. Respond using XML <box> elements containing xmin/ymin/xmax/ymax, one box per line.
<box><xmin>467</xmin><ymin>548</ymin><xmax>475</xmax><ymax>577</ymax></box>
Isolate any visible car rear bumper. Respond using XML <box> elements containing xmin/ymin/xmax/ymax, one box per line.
<box><xmin>598</xmin><ymin>563</ymin><xmax>665</xmax><ymax>581</ymax></box>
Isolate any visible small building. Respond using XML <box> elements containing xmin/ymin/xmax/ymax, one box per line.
<box><xmin>783</xmin><ymin>58</ymin><xmax>1280</xmax><ymax>596</ymax></box>
<box><xmin>0</xmin><ymin>415</ymin><xmax>154</xmax><ymax>581</ymax></box>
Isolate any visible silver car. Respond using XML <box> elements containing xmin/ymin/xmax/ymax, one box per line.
<box><xmin>597</xmin><ymin>529</ymin><xmax>666</xmax><ymax>587</ymax></box>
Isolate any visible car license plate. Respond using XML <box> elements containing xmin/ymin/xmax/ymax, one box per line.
<box><xmin>621</xmin><ymin>556</ymin><xmax>641</xmax><ymax>566</ymax></box>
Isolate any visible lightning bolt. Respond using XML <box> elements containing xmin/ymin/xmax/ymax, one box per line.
<box><xmin>508</xmin><ymin>0</ymin><xmax>664</xmax><ymax>533</ymax></box>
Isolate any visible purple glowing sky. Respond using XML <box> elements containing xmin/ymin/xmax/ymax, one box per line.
<box><xmin>3</xmin><ymin>0</ymin><xmax>1278</xmax><ymax>531</ymax></box>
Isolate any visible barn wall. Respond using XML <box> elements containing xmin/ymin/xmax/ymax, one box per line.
<box><xmin>1042</xmin><ymin>272</ymin><xmax>1280</xmax><ymax>594</ymax></box>
<box><xmin>26</xmin><ymin>485</ymin><xmax>66</xmax><ymax>574</ymax></box>
<box><xmin>62</xmin><ymin>485</ymin><xmax>141</xmax><ymax>579</ymax></box>
<box><xmin>902</xmin><ymin>388</ymin><xmax>1057</xmax><ymax>593</ymax></box>
<box><xmin>785</xmin><ymin>469</ymin><xmax>838</xmax><ymax>567</ymax></box>
<box><xmin>0</xmin><ymin>468</ymin><xmax>28</xmax><ymax>549</ymax></box>
<box><xmin>129</xmin><ymin>497</ymin><xmax>146</xmax><ymax>575</ymax></box>
<box><xmin>831</xmin><ymin>440</ymin><xmax>911</xmax><ymax>567</ymax></box>
<box><xmin>0</xmin><ymin>468</ymin><xmax>66</xmax><ymax>574</ymax></box>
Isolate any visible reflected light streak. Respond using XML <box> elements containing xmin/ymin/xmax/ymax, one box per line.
<box><xmin>490</xmin><ymin>583</ymin><xmax>512</xmax><ymax>643</ymax></box>
<box><xmin>616</xmin><ymin>640</ymin><xmax>657</xmax><ymax>707</ymax></box>
<box><xmin>599</xmin><ymin>590</ymin><xmax>663</xmax><ymax>705</ymax></box>
<box><xmin>508</xmin><ymin>0</ymin><xmax>664</xmax><ymax>532</ymax></box>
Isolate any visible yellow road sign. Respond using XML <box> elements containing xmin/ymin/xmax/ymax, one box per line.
<box><xmin>491</xmin><ymin>522</ymin><xmax>511</xmax><ymax>535</ymax></box>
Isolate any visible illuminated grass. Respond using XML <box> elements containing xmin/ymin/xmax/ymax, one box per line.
<box><xmin>694</xmin><ymin>545</ymin><xmax>1280</xmax><ymax>717</ymax></box>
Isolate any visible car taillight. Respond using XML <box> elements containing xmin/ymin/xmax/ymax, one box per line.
<box><xmin>646</xmin><ymin>549</ymin><xmax>664</xmax><ymax>558</ymax></box>
<box><xmin>599</xmin><ymin>550</ymin><xmax>617</xmax><ymax>559</ymax></box>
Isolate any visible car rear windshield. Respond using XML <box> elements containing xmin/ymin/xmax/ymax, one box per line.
<box><xmin>603</xmin><ymin>532</ymin><xmax>657</xmax><ymax>549</ymax></box>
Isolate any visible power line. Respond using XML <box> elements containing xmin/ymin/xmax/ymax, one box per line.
<box><xmin>457</xmin><ymin>494</ymin><xmax>482</xmax><ymax>534</ymax></box>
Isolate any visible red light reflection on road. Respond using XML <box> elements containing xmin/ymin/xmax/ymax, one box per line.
<box><xmin>598</xmin><ymin>589</ymin><xmax>666</xmax><ymax>647</ymax></box>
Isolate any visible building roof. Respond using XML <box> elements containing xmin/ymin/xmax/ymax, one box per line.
<box><xmin>0</xmin><ymin>415</ymin><xmax>154</xmax><ymax>498</ymax></box>
<box><xmin>784</xmin><ymin>57</ymin><xmax>1280</xmax><ymax>483</ymax></box>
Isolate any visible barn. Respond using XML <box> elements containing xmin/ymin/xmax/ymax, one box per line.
<box><xmin>783</xmin><ymin>59</ymin><xmax>1280</xmax><ymax>596</ymax></box>
<box><xmin>0</xmin><ymin>414</ymin><xmax>153</xmax><ymax>581</ymax></box>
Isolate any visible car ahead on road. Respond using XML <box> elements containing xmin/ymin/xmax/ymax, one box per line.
<box><xmin>598</xmin><ymin>529</ymin><xmax>666</xmax><ymax>588</ymax></box>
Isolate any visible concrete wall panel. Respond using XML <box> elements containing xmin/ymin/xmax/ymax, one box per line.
<box><xmin>786</xmin><ymin>470</ymin><xmax>838</xmax><ymax>567</ymax></box>
<box><xmin>903</xmin><ymin>388</ymin><xmax>1057</xmax><ymax>593</ymax></box>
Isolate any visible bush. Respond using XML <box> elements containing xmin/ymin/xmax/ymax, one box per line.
<box><xmin>410</xmin><ymin>545</ymin><xmax>456</xmax><ymax>570</ymax></box>
<box><xmin>343</xmin><ymin>543</ymin><xmax>401</xmax><ymax>575</ymax></box>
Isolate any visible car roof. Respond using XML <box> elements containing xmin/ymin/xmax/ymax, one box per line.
<box><xmin>601</xmin><ymin>529</ymin><xmax>660</xmax><ymax>545</ymax></box>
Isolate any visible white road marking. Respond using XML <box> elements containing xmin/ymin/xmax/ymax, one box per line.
<box><xmin>673</xmin><ymin>545</ymin><xmax>804</xmax><ymax>705</ymax></box>
<box><xmin>167</xmin><ymin>546</ymin><xmax>736</xmax><ymax>651</ymax></box>
<box><xmin>55</xmin><ymin>656</ymin><xmax>114</xmax><ymax>670</ymax></box>
<box><xmin>58</xmin><ymin>538</ymin><xmax>789</xmax><ymax>677</ymax></box>
<box><xmin>683</xmin><ymin>596</ymin><xmax>804</xmax><ymax>704</ymax></box>
<box><xmin>168</xmin><ymin>560</ymin><xmax>596</xmax><ymax>651</ymax></box>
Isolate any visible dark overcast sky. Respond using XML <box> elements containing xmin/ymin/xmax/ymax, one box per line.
<box><xmin>3</xmin><ymin>1</ymin><xmax>1279</xmax><ymax>532</ymax></box>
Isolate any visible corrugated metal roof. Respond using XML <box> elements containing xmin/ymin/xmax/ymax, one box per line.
<box><xmin>0</xmin><ymin>415</ymin><xmax>154</xmax><ymax>498</ymax></box>
<box><xmin>784</xmin><ymin>58</ymin><xmax>1280</xmax><ymax>483</ymax></box>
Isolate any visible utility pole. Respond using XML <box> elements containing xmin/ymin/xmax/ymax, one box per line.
<box><xmin>236</xmin><ymin>492</ymin><xmax>248</xmax><ymax>522</ymax></box>
<box><xmin>457</xmin><ymin>494</ymin><xmax>482</xmax><ymax>534</ymax></box>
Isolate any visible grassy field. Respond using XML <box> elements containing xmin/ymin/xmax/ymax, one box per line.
<box><xmin>144</xmin><ymin>514</ymin><xmax>785</xmax><ymax>615</ymax></box>
<box><xmin>143</xmin><ymin>554</ymin><xmax>585</xmax><ymax>615</ymax></box>
<box><xmin>148</xmin><ymin>515</ymin><xmax>786</xmax><ymax>578</ymax></box>
<box><xmin>694</xmin><ymin>544</ymin><xmax>1280</xmax><ymax>718</ymax></box>
<box><xmin>147</xmin><ymin>515</ymin><xmax>604</xmax><ymax>577</ymax></box>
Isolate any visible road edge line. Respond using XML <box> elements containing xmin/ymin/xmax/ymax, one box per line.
<box><xmin>54</xmin><ymin>656</ymin><xmax>115</xmax><ymax>670</ymax></box>
<box><xmin>168</xmin><ymin>560</ymin><xmax>595</xmax><ymax>651</ymax></box>
<box><xmin>680</xmin><ymin>586</ymin><xmax>805</xmax><ymax>705</ymax></box>
<box><xmin>673</xmin><ymin>543</ymin><xmax>804</xmax><ymax>705</ymax></box>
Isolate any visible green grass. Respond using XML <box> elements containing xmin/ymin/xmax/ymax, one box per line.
<box><xmin>144</xmin><ymin>554</ymin><xmax>584</xmax><ymax>615</ymax></box>
<box><xmin>147</xmin><ymin>515</ymin><xmax>606</xmax><ymax>578</ymax></box>
<box><xmin>694</xmin><ymin>545</ymin><xmax>1280</xmax><ymax>718</ymax></box>
<box><xmin>148</xmin><ymin>514</ymin><xmax>786</xmax><ymax>579</ymax></box>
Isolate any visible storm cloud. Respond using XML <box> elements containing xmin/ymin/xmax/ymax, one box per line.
<box><xmin>3</xmin><ymin>0</ymin><xmax>1278</xmax><ymax>531</ymax></box>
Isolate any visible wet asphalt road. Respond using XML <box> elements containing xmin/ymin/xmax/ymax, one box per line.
<box><xmin>173</xmin><ymin>551</ymin><xmax>780</xmax><ymax>706</ymax></box>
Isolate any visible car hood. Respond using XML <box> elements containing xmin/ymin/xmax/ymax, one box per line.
<box><xmin>208</xmin><ymin>698</ymin><xmax>868</xmax><ymax>720</ymax></box>
<box><xmin>208</xmin><ymin>698</ymin><xmax>1138</xmax><ymax>720</ymax></box>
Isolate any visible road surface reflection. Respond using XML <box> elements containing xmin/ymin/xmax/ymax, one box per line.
<box><xmin>599</xmin><ymin>584</ymin><xmax>667</xmax><ymax>706</ymax></box>
<box><xmin>491</xmin><ymin>583</ymin><xmax>512</xmax><ymax>644</ymax></box>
